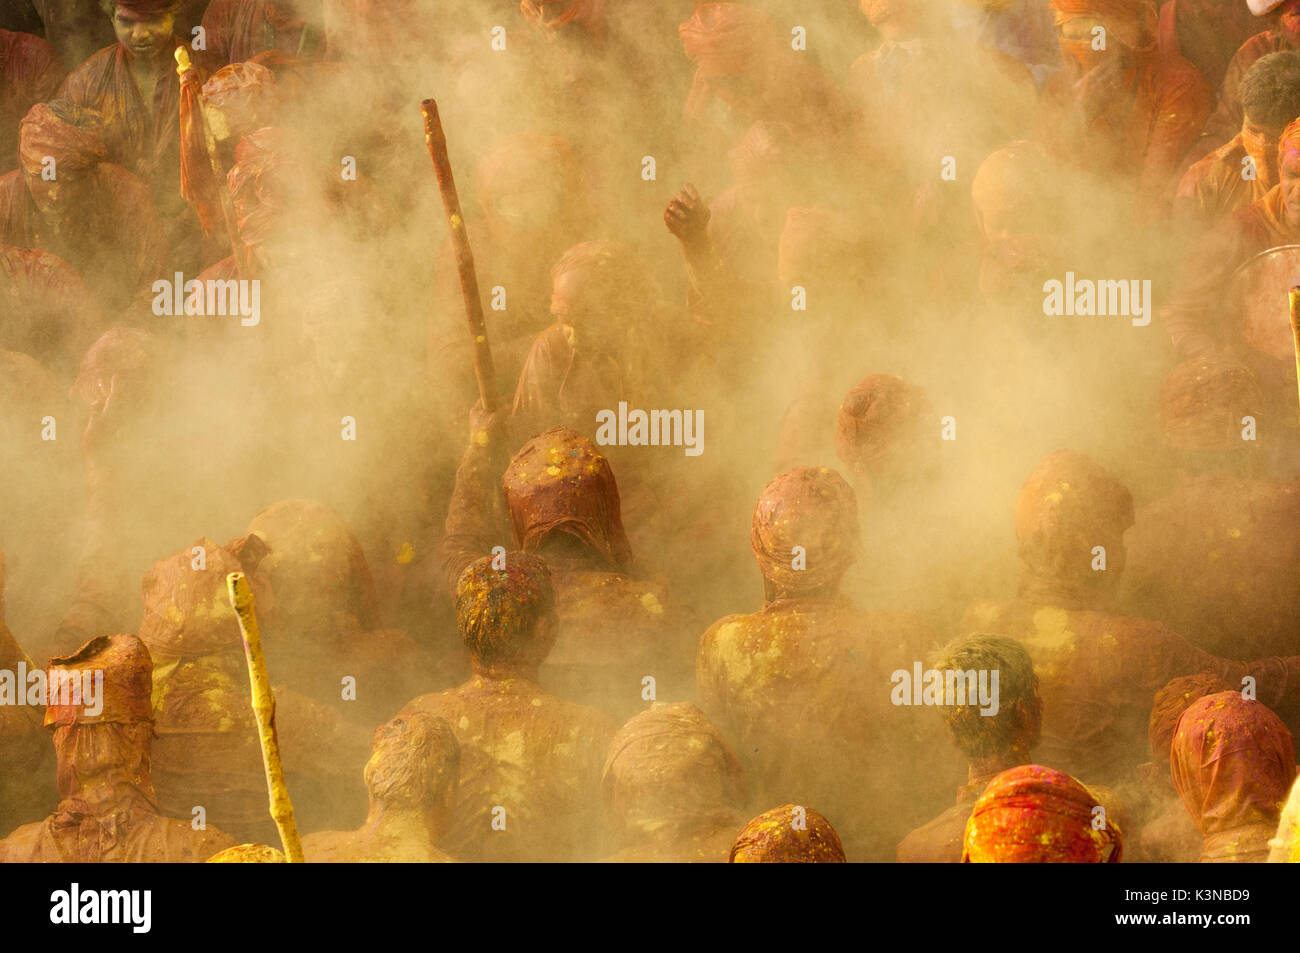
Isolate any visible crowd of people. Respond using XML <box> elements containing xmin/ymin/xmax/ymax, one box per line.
<box><xmin>0</xmin><ymin>0</ymin><xmax>1298</xmax><ymax>862</ymax></box>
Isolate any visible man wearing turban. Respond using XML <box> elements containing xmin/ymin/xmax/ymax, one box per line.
<box><xmin>697</xmin><ymin>466</ymin><xmax>943</xmax><ymax>861</ymax></box>
<box><xmin>1120</xmin><ymin>360</ymin><xmax>1300</xmax><ymax>660</ymax></box>
<box><xmin>962</xmin><ymin>764</ymin><xmax>1123</xmax><ymax>861</ymax></box>
<box><xmin>729</xmin><ymin>805</ymin><xmax>847</xmax><ymax>862</ymax></box>
<box><xmin>1172</xmin><ymin>691</ymin><xmax>1296</xmax><ymax>862</ymax></box>
<box><xmin>0</xmin><ymin>100</ymin><xmax>164</xmax><ymax>316</ymax></box>
<box><xmin>601</xmin><ymin>702</ymin><xmax>747</xmax><ymax>862</ymax></box>
<box><xmin>966</xmin><ymin>449</ymin><xmax>1300</xmax><ymax>785</ymax></box>
<box><xmin>442</xmin><ymin>422</ymin><xmax>680</xmax><ymax>720</ymax></box>
<box><xmin>0</xmin><ymin>633</ymin><xmax>238</xmax><ymax>861</ymax></box>
<box><xmin>1040</xmin><ymin>0</ymin><xmax>1210</xmax><ymax>219</ymax></box>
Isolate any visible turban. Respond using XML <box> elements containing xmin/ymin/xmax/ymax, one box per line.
<box><xmin>548</xmin><ymin>240</ymin><xmax>643</xmax><ymax>322</ymax></box>
<box><xmin>750</xmin><ymin>466</ymin><xmax>860</xmax><ymax>594</ymax></box>
<box><xmin>1149</xmin><ymin>674</ymin><xmax>1233</xmax><ymax>762</ymax></box>
<box><xmin>109</xmin><ymin>0</ymin><xmax>182</xmax><ymax>16</ymax></box>
<box><xmin>679</xmin><ymin>3</ymin><xmax>779</xmax><ymax>119</ymax></box>
<box><xmin>1171</xmin><ymin>692</ymin><xmax>1294</xmax><ymax>840</ymax></box>
<box><xmin>1051</xmin><ymin>0</ymin><xmax>1156</xmax><ymax>52</ymax></box>
<box><xmin>833</xmin><ymin>375</ymin><xmax>933</xmax><ymax>478</ymax></box>
<box><xmin>729</xmin><ymin>805</ymin><xmax>847</xmax><ymax>862</ymax></box>
<box><xmin>246</xmin><ymin>499</ymin><xmax>380</xmax><ymax>634</ymax></box>
<box><xmin>962</xmin><ymin>764</ymin><xmax>1123</xmax><ymax>861</ymax></box>
<box><xmin>227</xmin><ymin>126</ymin><xmax>303</xmax><ymax>248</ymax></box>
<box><xmin>1249</xmin><ymin>0</ymin><xmax>1289</xmax><ymax>14</ymax></box>
<box><xmin>1159</xmin><ymin>359</ymin><xmax>1263</xmax><ymax>452</ymax></box>
<box><xmin>601</xmin><ymin>702</ymin><xmax>746</xmax><ymax>841</ymax></box>
<box><xmin>138</xmin><ymin>537</ymin><xmax>271</xmax><ymax>663</ymax></box>
<box><xmin>1014</xmin><ymin>450</ymin><xmax>1133</xmax><ymax>601</ymax></box>
<box><xmin>502</xmin><ymin>428</ymin><xmax>634</xmax><ymax>573</ymax></box>
<box><xmin>202</xmin><ymin>62</ymin><xmax>277</xmax><ymax>138</ymax></box>
<box><xmin>365</xmin><ymin>711</ymin><xmax>460</xmax><ymax>808</ymax></box>
<box><xmin>44</xmin><ymin>634</ymin><xmax>153</xmax><ymax>727</ymax></box>
<box><xmin>18</xmin><ymin>101</ymin><xmax>107</xmax><ymax>176</ymax></box>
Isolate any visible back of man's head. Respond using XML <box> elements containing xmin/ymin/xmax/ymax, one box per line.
<box><xmin>929</xmin><ymin>633</ymin><xmax>1040</xmax><ymax>761</ymax></box>
<box><xmin>455</xmin><ymin>551</ymin><xmax>557</xmax><ymax>669</ymax></box>
<box><xmin>364</xmin><ymin>711</ymin><xmax>460</xmax><ymax>813</ymax></box>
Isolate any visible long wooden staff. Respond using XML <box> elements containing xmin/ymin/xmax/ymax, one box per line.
<box><xmin>1290</xmin><ymin>286</ymin><xmax>1300</xmax><ymax>425</ymax></box>
<box><xmin>227</xmin><ymin>572</ymin><xmax>304</xmax><ymax>863</ymax></box>
<box><xmin>421</xmin><ymin>99</ymin><xmax>498</xmax><ymax>411</ymax></box>
<box><xmin>176</xmin><ymin>47</ymin><xmax>249</xmax><ymax>277</ymax></box>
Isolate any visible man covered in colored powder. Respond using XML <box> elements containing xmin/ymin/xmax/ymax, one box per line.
<box><xmin>0</xmin><ymin>633</ymin><xmax>237</xmax><ymax>862</ymax></box>
<box><xmin>399</xmin><ymin>553</ymin><xmax>616</xmax><ymax>862</ymax></box>
<box><xmin>303</xmin><ymin>711</ymin><xmax>460</xmax><ymax>863</ymax></box>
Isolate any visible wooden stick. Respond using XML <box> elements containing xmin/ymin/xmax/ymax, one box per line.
<box><xmin>175</xmin><ymin>47</ymin><xmax>248</xmax><ymax>278</ymax></box>
<box><xmin>227</xmin><ymin>572</ymin><xmax>304</xmax><ymax>863</ymax></box>
<box><xmin>1290</xmin><ymin>287</ymin><xmax>1300</xmax><ymax>425</ymax></box>
<box><xmin>421</xmin><ymin>98</ymin><xmax>498</xmax><ymax>411</ymax></box>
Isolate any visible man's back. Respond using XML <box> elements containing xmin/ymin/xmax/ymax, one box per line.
<box><xmin>400</xmin><ymin>675</ymin><xmax>615</xmax><ymax>862</ymax></box>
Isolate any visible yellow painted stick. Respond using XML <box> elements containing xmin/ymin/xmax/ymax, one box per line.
<box><xmin>227</xmin><ymin>572</ymin><xmax>304</xmax><ymax>863</ymax></box>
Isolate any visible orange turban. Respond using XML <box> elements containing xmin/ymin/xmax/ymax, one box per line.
<box><xmin>1014</xmin><ymin>450</ymin><xmax>1133</xmax><ymax>605</ymax></box>
<box><xmin>962</xmin><ymin>764</ymin><xmax>1123</xmax><ymax>862</ymax></box>
<box><xmin>750</xmin><ymin>466</ymin><xmax>860</xmax><ymax>594</ymax></box>
<box><xmin>502</xmin><ymin>428</ymin><xmax>634</xmax><ymax>573</ymax></box>
<box><xmin>729</xmin><ymin>805</ymin><xmax>846</xmax><ymax>862</ymax></box>
<box><xmin>679</xmin><ymin>3</ymin><xmax>778</xmax><ymax>119</ymax></box>
<box><xmin>833</xmin><ymin>374</ymin><xmax>933</xmax><ymax>478</ymax></box>
<box><xmin>1051</xmin><ymin>0</ymin><xmax>1156</xmax><ymax>51</ymax></box>
<box><xmin>18</xmin><ymin>101</ymin><xmax>107</xmax><ymax>177</ymax></box>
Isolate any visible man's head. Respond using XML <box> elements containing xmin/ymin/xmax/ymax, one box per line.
<box><xmin>679</xmin><ymin>3</ymin><xmax>781</xmax><ymax>123</ymax></box>
<box><xmin>833</xmin><ymin>374</ymin><xmax>936</xmax><ymax>500</ymax></box>
<box><xmin>728</xmin><ymin>804</ymin><xmax>847</xmax><ymax>862</ymax></box>
<box><xmin>364</xmin><ymin>711</ymin><xmax>460</xmax><ymax>829</ymax></box>
<box><xmin>1277</xmin><ymin>117</ymin><xmax>1300</xmax><ymax>227</ymax></box>
<box><xmin>44</xmin><ymin>634</ymin><xmax>155</xmax><ymax>797</ymax></box>
<box><xmin>1148</xmin><ymin>674</ymin><xmax>1232</xmax><ymax>764</ymax></box>
<box><xmin>202</xmin><ymin>62</ymin><xmax>278</xmax><ymax>145</ymax></box>
<box><xmin>1239</xmin><ymin>51</ymin><xmax>1300</xmax><ymax>186</ymax></box>
<box><xmin>548</xmin><ymin>241</ymin><xmax>645</xmax><ymax>348</ymax></box>
<box><xmin>1014</xmin><ymin>449</ymin><xmax>1134</xmax><ymax>606</ymax></box>
<box><xmin>455</xmin><ymin>552</ymin><xmax>558</xmax><ymax>674</ymax></box>
<box><xmin>19</xmin><ymin>101</ymin><xmax>107</xmax><ymax>218</ymax></box>
<box><xmin>102</xmin><ymin>0</ymin><xmax>179</xmax><ymax>60</ymax></box>
<box><xmin>930</xmin><ymin>633</ymin><xmax>1041</xmax><ymax>764</ymax></box>
<box><xmin>971</xmin><ymin>141</ymin><xmax>1058</xmax><ymax>279</ymax></box>
<box><xmin>1052</xmin><ymin>0</ymin><xmax>1155</xmax><ymax>71</ymax></box>
<box><xmin>601</xmin><ymin>702</ymin><xmax>746</xmax><ymax>844</ymax></box>
<box><xmin>750</xmin><ymin>466</ymin><xmax>860</xmax><ymax>601</ymax></box>
<box><xmin>501</xmin><ymin>428</ymin><xmax>633</xmax><ymax>573</ymax></box>
<box><xmin>962</xmin><ymin>764</ymin><xmax>1122</xmax><ymax>861</ymax></box>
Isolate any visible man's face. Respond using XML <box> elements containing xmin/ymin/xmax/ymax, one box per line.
<box><xmin>1058</xmin><ymin>16</ymin><xmax>1113</xmax><ymax>73</ymax></box>
<box><xmin>1280</xmin><ymin>143</ymin><xmax>1300</xmax><ymax>227</ymax></box>
<box><xmin>24</xmin><ymin>165</ymin><xmax>89</xmax><ymax>218</ymax></box>
<box><xmin>111</xmin><ymin>6</ymin><xmax>175</xmax><ymax>59</ymax></box>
